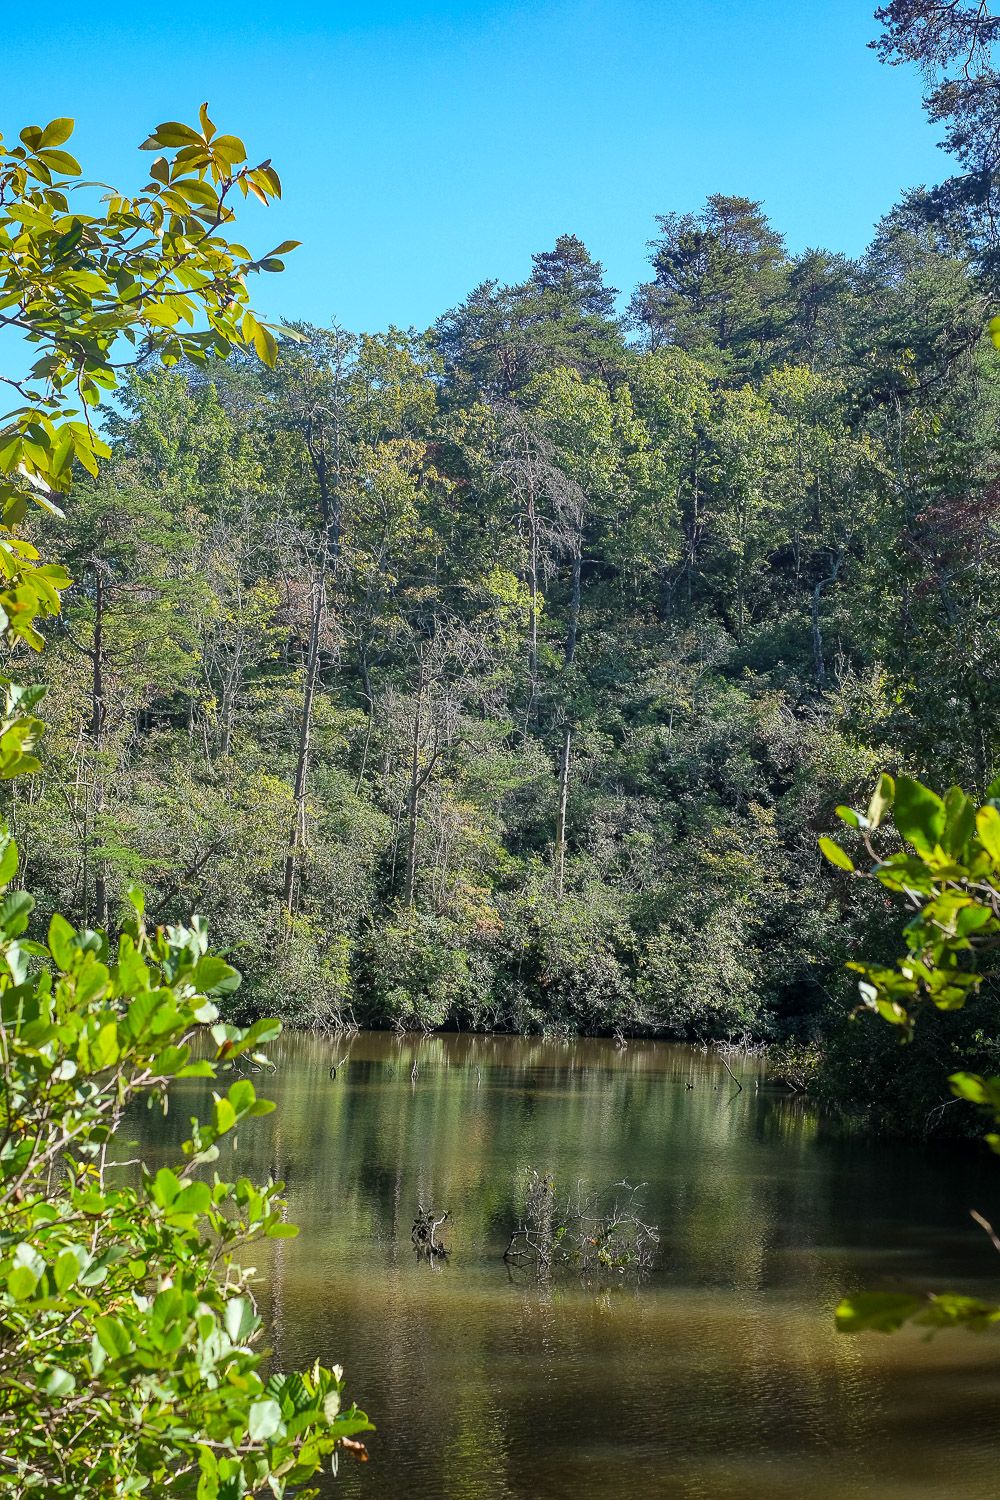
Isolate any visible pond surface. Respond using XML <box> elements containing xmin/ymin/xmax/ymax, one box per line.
<box><xmin>136</xmin><ymin>1032</ymin><xmax>1000</xmax><ymax>1498</ymax></box>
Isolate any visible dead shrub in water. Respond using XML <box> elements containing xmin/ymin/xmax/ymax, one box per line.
<box><xmin>503</xmin><ymin>1169</ymin><xmax>658</xmax><ymax>1278</ymax></box>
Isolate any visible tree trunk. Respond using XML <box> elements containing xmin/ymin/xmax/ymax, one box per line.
<box><xmin>307</xmin><ymin>412</ymin><xmax>343</xmax><ymax>571</ymax></box>
<box><xmin>811</xmin><ymin>551</ymin><xmax>843</xmax><ymax>688</ymax></box>
<box><xmin>526</xmin><ymin>491</ymin><xmax>540</xmax><ymax>730</ymax></box>
<box><xmin>282</xmin><ymin>566</ymin><xmax>325</xmax><ymax>915</ymax></box>
<box><xmin>219</xmin><ymin>650</ymin><xmax>239</xmax><ymax>758</ymax></box>
<box><xmin>404</xmin><ymin>656</ymin><xmax>426</xmax><ymax>909</ymax></box>
<box><xmin>564</xmin><ymin>552</ymin><xmax>581</xmax><ymax>667</ymax></box>
<box><xmin>354</xmin><ymin>646</ymin><xmax>375</xmax><ymax>795</ymax></box>
<box><xmin>553</xmin><ymin>726</ymin><xmax>571</xmax><ymax>900</ymax></box>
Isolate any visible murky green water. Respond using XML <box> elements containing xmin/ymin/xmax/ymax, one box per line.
<box><xmin>135</xmin><ymin>1032</ymin><xmax>1000</xmax><ymax>1498</ymax></box>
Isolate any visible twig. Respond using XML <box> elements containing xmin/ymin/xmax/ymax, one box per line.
<box><xmin>971</xmin><ymin>1209</ymin><xmax>1000</xmax><ymax>1255</ymax></box>
<box><xmin>717</xmin><ymin>1051</ymin><xmax>743</xmax><ymax>1092</ymax></box>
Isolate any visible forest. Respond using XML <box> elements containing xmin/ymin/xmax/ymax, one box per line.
<box><xmin>7</xmin><ymin>183</ymin><xmax>996</xmax><ymax>1123</ymax></box>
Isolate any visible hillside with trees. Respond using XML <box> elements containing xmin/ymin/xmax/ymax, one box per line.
<box><xmin>10</xmin><ymin>191</ymin><xmax>997</xmax><ymax>1122</ymax></box>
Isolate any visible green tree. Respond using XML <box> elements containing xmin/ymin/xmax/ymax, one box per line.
<box><xmin>435</xmin><ymin>235</ymin><xmax>624</xmax><ymax>401</ymax></box>
<box><xmin>630</xmin><ymin>195</ymin><xmax>789</xmax><ymax>378</ymax></box>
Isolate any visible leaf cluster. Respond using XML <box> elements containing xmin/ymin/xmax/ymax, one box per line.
<box><xmin>824</xmin><ymin>771</ymin><xmax>1000</xmax><ymax>1337</ymax></box>
<box><xmin>0</xmin><ymin>837</ymin><xmax>371</xmax><ymax>1495</ymax></box>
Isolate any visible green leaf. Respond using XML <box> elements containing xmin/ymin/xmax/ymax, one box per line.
<box><xmin>243</xmin><ymin>1017</ymin><xmax>282</xmax><ymax>1048</ymax></box>
<box><xmin>224</xmin><ymin>1296</ymin><xmax>257</xmax><ymax>1343</ymax></box>
<box><xmin>48</xmin><ymin>912</ymin><xmax>76</xmax><ymax>971</ymax></box>
<box><xmin>90</xmin><ymin>1021</ymin><xmax>119</xmax><ymax>1070</ymax></box>
<box><xmin>976</xmin><ymin>806</ymin><xmax>1000</xmax><ymax>864</ymax></box>
<box><xmin>151</xmin><ymin>1167</ymin><xmax>181</xmax><ymax>1207</ymax></box>
<box><xmin>35</xmin><ymin>149</ymin><xmax>81</xmax><ymax>177</ymax></box>
<box><xmin>949</xmin><ymin>1072</ymin><xmax>988</xmax><ymax>1104</ymax></box>
<box><xmin>114</xmin><ymin>936</ymin><xmax>150</xmax><ymax>994</ymax></box>
<box><xmin>943</xmin><ymin>786</ymin><xmax>975</xmax><ymax>855</ymax></box>
<box><xmin>192</xmin><ymin>954</ymin><xmax>241</xmax><ymax>996</ymax></box>
<box><xmin>141</xmin><ymin>121</ymin><xmax>203</xmax><ymax>149</ymax></box>
<box><xmin>210</xmin><ymin>134</ymin><xmax>248</xmax><ymax>167</ymax></box>
<box><xmin>921</xmin><ymin>1293</ymin><xmax>1000</xmax><ymax>1328</ymax></box>
<box><xmin>867</xmin><ymin>773</ymin><xmax>895</xmax><ymax>829</ymax></box>
<box><xmin>255</xmin><ymin>322</ymin><xmax>279</xmax><ymax>366</ymax></box>
<box><xmin>248</xmin><ymin>1398</ymin><xmax>282</xmax><ymax>1441</ymax></box>
<box><xmin>818</xmin><ymin>836</ymin><xmax>854</xmax><ymax>872</ymax></box>
<box><xmin>835</xmin><ymin>1292</ymin><xmax>924</xmax><ymax>1332</ymax></box>
<box><xmin>42</xmin><ymin>1366</ymin><xmax>76</xmax><ymax>1398</ymax></box>
<box><xmin>95</xmin><ymin>1316</ymin><xmax>132</xmax><ymax>1359</ymax></box>
<box><xmin>955</xmin><ymin>903</ymin><xmax>993</xmax><ymax>936</ymax></box>
<box><xmin>172</xmin><ymin>1181</ymin><xmax>212</xmax><ymax>1215</ymax></box>
<box><xmin>78</xmin><ymin>1244</ymin><xmax>127</xmax><ymax>1288</ymax></box>
<box><xmin>39</xmin><ymin>118</ymin><xmax>74</xmax><ymax>148</ymax></box>
<box><xmin>0</xmin><ymin>889</ymin><xmax>34</xmax><ymax>938</ymax></box>
<box><xmin>76</xmin><ymin>959</ymin><xmax>110</xmax><ymax>1007</ymax></box>
<box><xmin>892</xmin><ymin>776</ymin><xmax>946</xmax><ymax>853</ymax></box>
<box><xmin>172</xmin><ymin>176</ymin><xmax>221</xmax><ymax>211</ymax></box>
<box><xmin>155</xmin><ymin>1044</ymin><xmax>191</xmax><ymax>1075</ymax></box>
<box><xmin>53</xmin><ymin>1248</ymin><xmax>84</xmax><ymax>1292</ymax></box>
<box><xmin>7</xmin><ymin>1265</ymin><xmax>37</xmax><ymax>1301</ymax></box>
<box><xmin>228</xmin><ymin>1079</ymin><xmax>257</xmax><ymax>1115</ymax></box>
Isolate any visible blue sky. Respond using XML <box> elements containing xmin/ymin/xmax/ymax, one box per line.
<box><xmin>5</xmin><ymin>0</ymin><xmax>944</xmax><ymax>333</ymax></box>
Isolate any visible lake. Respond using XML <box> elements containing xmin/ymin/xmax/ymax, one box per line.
<box><xmin>136</xmin><ymin>1031</ymin><xmax>1000</xmax><ymax>1498</ymax></box>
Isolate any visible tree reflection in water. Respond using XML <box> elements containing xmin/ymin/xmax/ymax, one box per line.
<box><xmin>133</xmin><ymin>1032</ymin><xmax>1000</xmax><ymax>1500</ymax></box>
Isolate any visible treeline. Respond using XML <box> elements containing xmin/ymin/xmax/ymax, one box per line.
<box><xmin>9</xmin><ymin>195</ymin><xmax>999</xmax><ymax>1068</ymax></box>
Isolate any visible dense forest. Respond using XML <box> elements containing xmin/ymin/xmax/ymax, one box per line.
<box><xmin>9</xmin><ymin>186</ymin><xmax>998</xmax><ymax>1122</ymax></box>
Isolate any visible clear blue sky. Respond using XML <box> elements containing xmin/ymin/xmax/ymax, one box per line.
<box><xmin>5</xmin><ymin>0</ymin><xmax>944</xmax><ymax>333</ymax></box>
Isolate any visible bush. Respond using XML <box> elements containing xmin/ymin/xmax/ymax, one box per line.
<box><xmin>359</xmin><ymin>910</ymin><xmax>479</xmax><ymax>1029</ymax></box>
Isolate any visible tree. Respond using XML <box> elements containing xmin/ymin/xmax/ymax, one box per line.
<box><xmin>491</xmin><ymin>400</ymin><xmax>584</xmax><ymax>728</ymax></box>
<box><xmin>0</xmin><ymin>106</ymin><xmax>292</xmax><ymax>773</ymax></box>
<box><xmin>0</xmin><ymin>113</ymin><xmax>369</xmax><ymax>1494</ymax></box>
<box><xmin>630</xmin><ymin>195</ymin><xmax>789</xmax><ymax>377</ymax></box>
<box><xmin>783</xmin><ymin>249</ymin><xmax>856</xmax><ymax>371</ymax></box>
<box><xmin>619</xmin><ymin>347</ymin><xmax>712</xmax><ymax>617</ymax></box>
<box><xmin>524</xmin><ymin>364</ymin><xmax>649</xmax><ymax>666</ymax></box>
<box><xmin>874</xmin><ymin>1</ymin><xmax>1000</xmax><ymax>270</ymax></box>
<box><xmin>529</xmin><ymin>232</ymin><xmax>619</xmax><ymax>318</ymax></box>
<box><xmin>435</xmin><ymin>236</ymin><xmax>624</xmax><ymax>401</ymax></box>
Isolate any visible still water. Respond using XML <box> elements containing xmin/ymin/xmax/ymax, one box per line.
<box><xmin>138</xmin><ymin>1032</ymin><xmax>1000</xmax><ymax>1498</ymax></box>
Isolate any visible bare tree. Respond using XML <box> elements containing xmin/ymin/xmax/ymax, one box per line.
<box><xmin>494</xmin><ymin>403</ymin><xmax>587</xmax><ymax>721</ymax></box>
<box><xmin>372</xmin><ymin>612</ymin><xmax>503</xmax><ymax>910</ymax></box>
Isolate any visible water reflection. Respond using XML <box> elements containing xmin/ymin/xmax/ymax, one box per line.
<box><xmin>133</xmin><ymin>1033</ymin><xmax>1000</xmax><ymax>1498</ymax></box>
